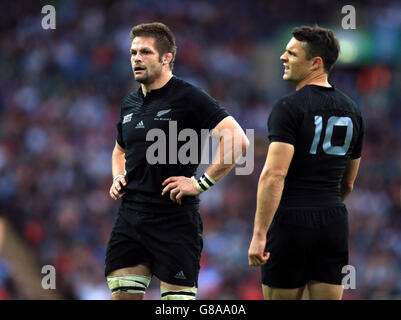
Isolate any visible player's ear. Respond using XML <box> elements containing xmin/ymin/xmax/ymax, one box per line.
<box><xmin>311</xmin><ymin>56</ymin><xmax>323</xmax><ymax>71</ymax></box>
<box><xmin>162</xmin><ymin>53</ymin><xmax>173</xmax><ymax>66</ymax></box>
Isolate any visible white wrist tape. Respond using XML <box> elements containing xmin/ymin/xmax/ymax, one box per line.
<box><xmin>113</xmin><ymin>174</ymin><xmax>125</xmax><ymax>183</ymax></box>
<box><xmin>194</xmin><ymin>172</ymin><xmax>216</xmax><ymax>193</ymax></box>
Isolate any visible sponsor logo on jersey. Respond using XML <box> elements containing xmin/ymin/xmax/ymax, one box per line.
<box><xmin>135</xmin><ymin>120</ymin><xmax>145</xmax><ymax>128</ymax></box>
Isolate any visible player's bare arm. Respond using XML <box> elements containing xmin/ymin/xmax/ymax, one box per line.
<box><xmin>110</xmin><ymin>141</ymin><xmax>127</xmax><ymax>200</ymax></box>
<box><xmin>207</xmin><ymin>116</ymin><xmax>250</xmax><ymax>180</ymax></box>
<box><xmin>248</xmin><ymin>141</ymin><xmax>294</xmax><ymax>267</ymax></box>
<box><xmin>162</xmin><ymin>116</ymin><xmax>249</xmax><ymax>205</ymax></box>
<box><xmin>341</xmin><ymin>158</ymin><xmax>361</xmax><ymax>202</ymax></box>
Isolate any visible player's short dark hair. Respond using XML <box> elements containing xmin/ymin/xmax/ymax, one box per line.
<box><xmin>130</xmin><ymin>22</ymin><xmax>177</xmax><ymax>70</ymax></box>
<box><xmin>292</xmin><ymin>25</ymin><xmax>340</xmax><ymax>73</ymax></box>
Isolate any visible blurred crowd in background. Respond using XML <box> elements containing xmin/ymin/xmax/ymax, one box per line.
<box><xmin>1</xmin><ymin>0</ymin><xmax>401</xmax><ymax>299</ymax></box>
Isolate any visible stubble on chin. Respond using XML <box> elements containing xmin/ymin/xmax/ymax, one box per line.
<box><xmin>134</xmin><ymin>72</ymin><xmax>150</xmax><ymax>84</ymax></box>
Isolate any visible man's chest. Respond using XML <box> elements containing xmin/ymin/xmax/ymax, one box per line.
<box><xmin>121</xmin><ymin>99</ymin><xmax>196</xmax><ymax>145</ymax></box>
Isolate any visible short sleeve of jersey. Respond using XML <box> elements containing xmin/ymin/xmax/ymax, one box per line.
<box><xmin>190</xmin><ymin>87</ymin><xmax>230</xmax><ymax>130</ymax></box>
<box><xmin>116</xmin><ymin>103</ymin><xmax>125</xmax><ymax>149</ymax></box>
<box><xmin>350</xmin><ymin>115</ymin><xmax>364</xmax><ymax>159</ymax></box>
<box><xmin>268</xmin><ymin>98</ymin><xmax>299</xmax><ymax>145</ymax></box>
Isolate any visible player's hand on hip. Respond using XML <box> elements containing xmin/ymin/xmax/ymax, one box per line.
<box><xmin>109</xmin><ymin>176</ymin><xmax>127</xmax><ymax>200</ymax></box>
<box><xmin>161</xmin><ymin>176</ymin><xmax>200</xmax><ymax>205</ymax></box>
<box><xmin>248</xmin><ymin>235</ymin><xmax>270</xmax><ymax>266</ymax></box>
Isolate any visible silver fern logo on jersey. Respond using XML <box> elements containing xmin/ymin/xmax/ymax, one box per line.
<box><xmin>155</xmin><ymin>109</ymin><xmax>172</xmax><ymax>120</ymax></box>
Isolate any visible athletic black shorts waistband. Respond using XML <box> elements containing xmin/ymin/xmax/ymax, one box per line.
<box><xmin>273</xmin><ymin>205</ymin><xmax>348</xmax><ymax>229</ymax></box>
<box><xmin>120</xmin><ymin>198</ymin><xmax>200</xmax><ymax>214</ymax></box>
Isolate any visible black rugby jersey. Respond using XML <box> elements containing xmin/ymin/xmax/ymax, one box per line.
<box><xmin>116</xmin><ymin>76</ymin><xmax>229</xmax><ymax>212</ymax></box>
<box><xmin>268</xmin><ymin>85</ymin><xmax>364</xmax><ymax>208</ymax></box>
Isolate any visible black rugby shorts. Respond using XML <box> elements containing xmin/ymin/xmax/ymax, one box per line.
<box><xmin>105</xmin><ymin>200</ymin><xmax>203</xmax><ymax>287</ymax></box>
<box><xmin>262</xmin><ymin>205</ymin><xmax>349</xmax><ymax>288</ymax></box>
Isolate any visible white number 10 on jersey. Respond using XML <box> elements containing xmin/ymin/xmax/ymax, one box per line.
<box><xmin>310</xmin><ymin>116</ymin><xmax>353</xmax><ymax>156</ymax></box>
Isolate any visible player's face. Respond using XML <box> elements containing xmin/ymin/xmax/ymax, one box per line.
<box><xmin>130</xmin><ymin>37</ymin><xmax>163</xmax><ymax>84</ymax></box>
<box><xmin>280</xmin><ymin>38</ymin><xmax>312</xmax><ymax>83</ymax></box>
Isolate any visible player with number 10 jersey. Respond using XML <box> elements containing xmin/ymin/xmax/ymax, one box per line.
<box><xmin>248</xmin><ymin>25</ymin><xmax>364</xmax><ymax>299</ymax></box>
<box><xmin>268</xmin><ymin>85</ymin><xmax>363</xmax><ymax>208</ymax></box>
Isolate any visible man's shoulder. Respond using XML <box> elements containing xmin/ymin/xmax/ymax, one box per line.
<box><xmin>283</xmin><ymin>85</ymin><xmax>319</xmax><ymax>105</ymax></box>
<box><xmin>171</xmin><ymin>76</ymin><xmax>206</xmax><ymax>96</ymax></box>
<box><xmin>121</xmin><ymin>91</ymin><xmax>141</xmax><ymax>108</ymax></box>
<box><xmin>332</xmin><ymin>87</ymin><xmax>361</xmax><ymax>114</ymax></box>
<box><xmin>273</xmin><ymin>91</ymin><xmax>303</xmax><ymax>114</ymax></box>
<box><xmin>281</xmin><ymin>85</ymin><xmax>360</xmax><ymax>115</ymax></box>
<box><xmin>278</xmin><ymin>90</ymin><xmax>301</xmax><ymax>103</ymax></box>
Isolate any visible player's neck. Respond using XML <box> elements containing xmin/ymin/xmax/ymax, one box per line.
<box><xmin>295</xmin><ymin>72</ymin><xmax>331</xmax><ymax>91</ymax></box>
<box><xmin>141</xmin><ymin>71</ymin><xmax>173</xmax><ymax>96</ymax></box>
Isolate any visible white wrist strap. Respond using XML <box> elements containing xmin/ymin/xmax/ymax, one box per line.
<box><xmin>113</xmin><ymin>174</ymin><xmax>125</xmax><ymax>183</ymax></box>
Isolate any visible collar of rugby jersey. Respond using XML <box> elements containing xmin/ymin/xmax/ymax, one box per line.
<box><xmin>138</xmin><ymin>75</ymin><xmax>176</xmax><ymax>100</ymax></box>
<box><xmin>306</xmin><ymin>84</ymin><xmax>335</xmax><ymax>91</ymax></box>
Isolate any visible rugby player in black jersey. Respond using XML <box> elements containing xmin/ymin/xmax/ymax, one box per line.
<box><xmin>248</xmin><ymin>26</ymin><xmax>364</xmax><ymax>300</ymax></box>
<box><xmin>105</xmin><ymin>22</ymin><xmax>249</xmax><ymax>300</ymax></box>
